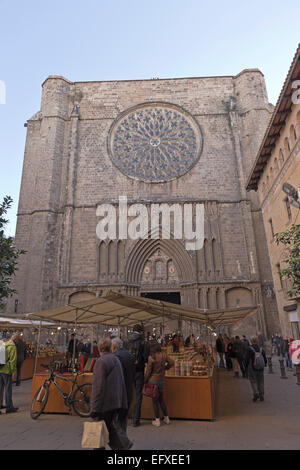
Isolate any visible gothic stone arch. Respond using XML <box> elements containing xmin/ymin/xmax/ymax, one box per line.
<box><xmin>125</xmin><ymin>237</ymin><xmax>196</xmax><ymax>290</ymax></box>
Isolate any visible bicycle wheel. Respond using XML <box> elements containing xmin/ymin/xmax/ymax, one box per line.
<box><xmin>30</xmin><ymin>383</ymin><xmax>49</xmax><ymax>419</ymax></box>
<box><xmin>72</xmin><ymin>383</ymin><xmax>92</xmax><ymax>417</ymax></box>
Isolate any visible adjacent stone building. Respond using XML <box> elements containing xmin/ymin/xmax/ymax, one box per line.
<box><xmin>247</xmin><ymin>44</ymin><xmax>300</xmax><ymax>339</ymax></box>
<box><xmin>8</xmin><ymin>68</ymin><xmax>280</xmax><ymax>338</ymax></box>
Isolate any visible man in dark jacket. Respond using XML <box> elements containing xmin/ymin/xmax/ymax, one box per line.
<box><xmin>112</xmin><ymin>337</ymin><xmax>135</xmax><ymax>432</ymax></box>
<box><xmin>67</xmin><ymin>333</ymin><xmax>78</xmax><ymax>359</ymax></box>
<box><xmin>90</xmin><ymin>337</ymin><xmax>132</xmax><ymax>450</ymax></box>
<box><xmin>16</xmin><ymin>337</ymin><xmax>26</xmax><ymax>386</ymax></box>
<box><xmin>124</xmin><ymin>324</ymin><xmax>150</xmax><ymax>427</ymax></box>
<box><xmin>234</xmin><ymin>336</ymin><xmax>247</xmax><ymax>378</ymax></box>
<box><xmin>227</xmin><ymin>337</ymin><xmax>240</xmax><ymax>377</ymax></box>
<box><xmin>280</xmin><ymin>336</ymin><xmax>292</xmax><ymax>370</ymax></box>
<box><xmin>216</xmin><ymin>334</ymin><xmax>225</xmax><ymax>368</ymax></box>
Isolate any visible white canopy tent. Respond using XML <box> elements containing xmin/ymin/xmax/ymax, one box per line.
<box><xmin>21</xmin><ymin>291</ymin><xmax>260</xmax><ymax>372</ymax></box>
<box><xmin>0</xmin><ymin>315</ymin><xmax>55</xmax><ymax>329</ymax></box>
<box><xmin>24</xmin><ymin>290</ymin><xmax>260</xmax><ymax>329</ymax></box>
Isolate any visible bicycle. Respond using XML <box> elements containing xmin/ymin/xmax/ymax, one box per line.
<box><xmin>30</xmin><ymin>363</ymin><xmax>92</xmax><ymax>419</ymax></box>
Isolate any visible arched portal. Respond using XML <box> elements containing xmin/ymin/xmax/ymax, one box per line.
<box><xmin>125</xmin><ymin>230</ymin><xmax>196</xmax><ymax>298</ymax></box>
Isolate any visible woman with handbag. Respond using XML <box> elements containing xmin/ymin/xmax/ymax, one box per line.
<box><xmin>144</xmin><ymin>340</ymin><xmax>174</xmax><ymax>427</ymax></box>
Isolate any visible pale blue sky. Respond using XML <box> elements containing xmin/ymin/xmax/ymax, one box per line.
<box><xmin>0</xmin><ymin>0</ymin><xmax>299</xmax><ymax>236</ymax></box>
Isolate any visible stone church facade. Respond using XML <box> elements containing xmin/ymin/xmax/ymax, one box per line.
<box><xmin>8</xmin><ymin>70</ymin><xmax>281</xmax><ymax>338</ymax></box>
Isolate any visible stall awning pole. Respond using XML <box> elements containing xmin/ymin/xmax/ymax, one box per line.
<box><xmin>90</xmin><ymin>325</ymin><xmax>94</xmax><ymax>355</ymax></box>
<box><xmin>72</xmin><ymin>309</ymin><xmax>78</xmax><ymax>372</ymax></box>
<box><xmin>33</xmin><ymin>320</ymin><xmax>42</xmax><ymax>375</ymax></box>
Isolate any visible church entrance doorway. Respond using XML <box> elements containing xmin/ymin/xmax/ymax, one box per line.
<box><xmin>140</xmin><ymin>291</ymin><xmax>181</xmax><ymax>337</ymax></box>
<box><xmin>140</xmin><ymin>291</ymin><xmax>181</xmax><ymax>304</ymax></box>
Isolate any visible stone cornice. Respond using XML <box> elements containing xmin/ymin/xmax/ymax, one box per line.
<box><xmin>17</xmin><ymin>198</ymin><xmax>253</xmax><ymax>217</ymax></box>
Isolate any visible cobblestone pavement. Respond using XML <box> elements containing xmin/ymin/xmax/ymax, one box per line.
<box><xmin>1</xmin><ymin>361</ymin><xmax>299</xmax><ymax>450</ymax></box>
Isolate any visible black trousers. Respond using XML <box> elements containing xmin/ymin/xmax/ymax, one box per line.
<box><xmin>118</xmin><ymin>405</ymin><xmax>130</xmax><ymax>433</ymax></box>
<box><xmin>93</xmin><ymin>409</ymin><xmax>131</xmax><ymax>450</ymax></box>
<box><xmin>16</xmin><ymin>361</ymin><xmax>23</xmax><ymax>384</ymax></box>
<box><xmin>132</xmin><ymin>371</ymin><xmax>144</xmax><ymax>423</ymax></box>
<box><xmin>0</xmin><ymin>373</ymin><xmax>13</xmax><ymax>410</ymax></box>
<box><xmin>237</xmin><ymin>356</ymin><xmax>247</xmax><ymax>377</ymax></box>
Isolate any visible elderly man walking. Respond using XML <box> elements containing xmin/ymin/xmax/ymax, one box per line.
<box><xmin>111</xmin><ymin>337</ymin><xmax>135</xmax><ymax>433</ymax></box>
<box><xmin>90</xmin><ymin>337</ymin><xmax>133</xmax><ymax>450</ymax></box>
<box><xmin>0</xmin><ymin>334</ymin><xmax>21</xmax><ymax>413</ymax></box>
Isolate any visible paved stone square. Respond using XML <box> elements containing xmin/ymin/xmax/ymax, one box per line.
<box><xmin>1</xmin><ymin>361</ymin><xmax>299</xmax><ymax>451</ymax></box>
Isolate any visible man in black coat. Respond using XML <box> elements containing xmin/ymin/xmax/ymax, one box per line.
<box><xmin>16</xmin><ymin>337</ymin><xmax>26</xmax><ymax>386</ymax></box>
<box><xmin>234</xmin><ymin>336</ymin><xmax>247</xmax><ymax>378</ymax></box>
<box><xmin>112</xmin><ymin>337</ymin><xmax>135</xmax><ymax>433</ymax></box>
<box><xmin>216</xmin><ymin>334</ymin><xmax>225</xmax><ymax>368</ymax></box>
<box><xmin>124</xmin><ymin>324</ymin><xmax>150</xmax><ymax>427</ymax></box>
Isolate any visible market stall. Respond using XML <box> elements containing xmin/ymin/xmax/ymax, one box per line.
<box><xmin>131</xmin><ymin>341</ymin><xmax>217</xmax><ymax>420</ymax></box>
<box><xmin>0</xmin><ymin>316</ymin><xmax>65</xmax><ymax>381</ymax></box>
<box><xmin>26</xmin><ymin>291</ymin><xmax>259</xmax><ymax>419</ymax></box>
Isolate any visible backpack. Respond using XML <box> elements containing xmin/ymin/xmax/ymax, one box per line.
<box><xmin>251</xmin><ymin>347</ymin><xmax>265</xmax><ymax>370</ymax></box>
<box><xmin>127</xmin><ymin>338</ymin><xmax>143</xmax><ymax>367</ymax></box>
<box><xmin>0</xmin><ymin>342</ymin><xmax>6</xmax><ymax>366</ymax></box>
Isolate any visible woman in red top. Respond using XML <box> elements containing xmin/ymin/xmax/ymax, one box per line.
<box><xmin>144</xmin><ymin>340</ymin><xmax>174</xmax><ymax>427</ymax></box>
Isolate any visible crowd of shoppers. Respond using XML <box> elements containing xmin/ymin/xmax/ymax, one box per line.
<box><xmin>1</xmin><ymin>325</ymin><xmax>296</xmax><ymax>450</ymax></box>
<box><xmin>216</xmin><ymin>333</ymin><xmax>268</xmax><ymax>400</ymax></box>
<box><xmin>217</xmin><ymin>334</ymin><xmax>249</xmax><ymax>377</ymax></box>
<box><xmin>90</xmin><ymin>323</ymin><xmax>175</xmax><ymax>450</ymax></box>
<box><xmin>217</xmin><ymin>331</ymin><xmax>297</xmax><ymax>403</ymax></box>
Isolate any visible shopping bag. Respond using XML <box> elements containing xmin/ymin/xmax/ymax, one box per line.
<box><xmin>142</xmin><ymin>382</ymin><xmax>159</xmax><ymax>398</ymax></box>
<box><xmin>84</xmin><ymin>357</ymin><xmax>94</xmax><ymax>373</ymax></box>
<box><xmin>81</xmin><ymin>420</ymin><xmax>109</xmax><ymax>449</ymax></box>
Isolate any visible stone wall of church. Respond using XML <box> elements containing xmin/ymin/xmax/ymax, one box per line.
<box><xmin>7</xmin><ymin>71</ymin><xmax>280</xmax><ymax>337</ymax></box>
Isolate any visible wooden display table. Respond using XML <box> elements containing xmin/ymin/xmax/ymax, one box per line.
<box><xmin>31</xmin><ymin>372</ymin><xmax>92</xmax><ymax>414</ymax></box>
<box><xmin>31</xmin><ymin>368</ymin><xmax>217</xmax><ymax>420</ymax></box>
<box><xmin>14</xmin><ymin>353</ymin><xmax>65</xmax><ymax>382</ymax></box>
<box><xmin>131</xmin><ymin>367</ymin><xmax>217</xmax><ymax>421</ymax></box>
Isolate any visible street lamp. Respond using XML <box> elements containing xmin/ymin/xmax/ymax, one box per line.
<box><xmin>282</xmin><ymin>183</ymin><xmax>300</xmax><ymax>209</ymax></box>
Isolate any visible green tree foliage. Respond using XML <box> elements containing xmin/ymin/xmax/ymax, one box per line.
<box><xmin>275</xmin><ymin>224</ymin><xmax>300</xmax><ymax>298</ymax></box>
<box><xmin>0</xmin><ymin>196</ymin><xmax>26</xmax><ymax>307</ymax></box>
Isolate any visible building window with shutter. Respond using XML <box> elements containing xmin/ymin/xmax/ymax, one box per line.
<box><xmin>285</xmin><ymin>197</ymin><xmax>292</xmax><ymax>221</ymax></box>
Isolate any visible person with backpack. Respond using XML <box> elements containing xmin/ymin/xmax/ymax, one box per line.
<box><xmin>245</xmin><ymin>336</ymin><xmax>267</xmax><ymax>402</ymax></box>
<box><xmin>124</xmin><ymin>324</ymin><xmax>150</xmax><ymax>427</ymax></box>
<box><xmin>0</xmin><ymin>334</ymin><xmax>21</xmax><ymax>414</ymax></box>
